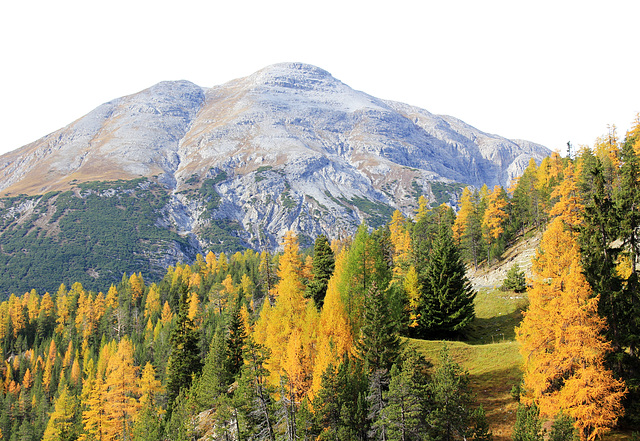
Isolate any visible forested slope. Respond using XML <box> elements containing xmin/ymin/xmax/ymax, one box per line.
<box><xmin>0</xmin><ymin>116</ymin><xmax>639</xmax><ymax>440</ymax></box>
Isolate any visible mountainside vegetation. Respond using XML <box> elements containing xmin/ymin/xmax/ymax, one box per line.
<box><xmin>0</xmin><ymin>179</ymin><xmax>195</xmax><ymax>296</ymax></box>
<box><xmin>0</xmin><ymin>115</ymin><xmax>639</xmax><ymax>441</ymax></box>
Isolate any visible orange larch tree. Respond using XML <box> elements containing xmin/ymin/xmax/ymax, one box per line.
<box><xmin>103</xmin><ymin>337</ymin><xmax>140</xmax><ymax>440</ymax></box>
<box><xmin>515</xmin><ymin>217</ymin><xmax>626</xmax><ymax>440</ymax></box>
<box><xmin>482</xmin><ymin>185</ymin><xmax>508</xmax><ymax>262</ymax></box>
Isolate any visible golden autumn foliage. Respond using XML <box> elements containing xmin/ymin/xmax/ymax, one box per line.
<box><xmin>103</xmin><ymin>338</ymin><xmax>140</xmax><ymax>440</ymax></box>
<box><xmin>515</xmin><ymin>217</ymin><xmax>626</xmax><ymax>440</ymax></box>
<box><xmin>310</xmin><ymin>248</ymin><xmax>354</xmax><ymax>397</ymax></box>
<box><xmin>254</xmin><ymin>232</ymin><xmax>316</xmax><ymax>397</ymax></box>
<box><xmin>452</xmin><ymin>186</ymin><xmax>473</xmax><ymax>242</ymax></box>
<box><xmin>144</xmin><ymin>283</ymin><xmax>161</xmax><ymax>320</ymax></box>
<box><xmin>549</xmin><ymin>161</ymin><xmax>583</xmax><ymax>229</ymax></box>
<box><xmin>389</xmin><ymin>210</ymin><xmax>412</xmax><ymax>282</ymax></box>
<box><xmin>482</xmin><ymin>185</ymin><xmax>508</xmax><ymax>241</ymax></box>
<box><xmin>43</xmin><ymin>385</ymin><xmax>77</xmax><ymax>441</ymax></box>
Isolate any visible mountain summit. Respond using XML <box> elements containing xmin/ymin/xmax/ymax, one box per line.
<box><xmin>0</xmin><ymin>63</ymin><xmax>549</xmax><ymax>293</ymax></box>
<box><xmin>1</xmin><ymin>62</ymin><xmax>547</xmax><ymax>195</ymax></box>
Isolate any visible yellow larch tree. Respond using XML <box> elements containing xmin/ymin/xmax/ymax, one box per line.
<box><xmin>217</xmin><ymin>252</ymin><xmax>229</xmax><ymax>274</ymax></box>
<box><xmin>302</xmin><ymin>254</ymin><xmax>314</xmax><ymax>284</ymax></box>
<box><xmin>144</xmin><ymin>283</ymin><xmax>161</xmax><ymax>320</ymax></box>
<box><xmin>549</xmin><ymin>162</ymin><xmax>583</xmax><ymax>229</ymax></box>
<box><xmin>452</xmin><ymin>186</ymin><xmax>474</xmax><ymax>243</ymax></box>
<box><xmin>482</xmin><ymin>185</ymin><xmax>508</xmax><ymax>240</ymax></box>
<box><xmin>188</xmin><ymin>271</ymin><xmax>203</xmax><ymax>292</ymax></box>
<box><xmin>129</xmin><ymin>272</ymin><xmax>145</xmax><ymax>302</ymax></box>
<box><xmin>160</xmin><ymin>301</ymin><xmax>173</xmax><ymax>324</ymax></box>
<box><xmin>310</xmin><ymin>248</ymin><xmax>354</xmax><ymax>397</ymax></box>
<box><xmin>75</xmin><ymin>291</ymin><xmax>98</xmax><ymax>344</ymax></box>
<box><xmin>70</xmin><ymin>357</ymin><xmax>81</xmax><ymax>388</ymax></box>
<box><xmin>188</xmin><ymin>292</ymin><xmax>201</xmax><ymax>323</ymax></box>
<box><xmin>80</xmin><ymin>360</ymin><xmax>109</xmax><ymax>441</ymax></box>
<box><xmin>21</xmin><ymin>367</ymin><xmax>33</xmax><ymax>391</ymax></box>
<box><xmin>240</xmin><ymin>273</ymin><xmax>254</xmax><ymax>301</ymax></box>
<box><xmin>281</xmin><ymin>302</ymin><xmax>319</xmax><ymax>402</ymax></box>
<box><xmin>404</xmin><ymin>265</ymin><xmax>422</xmax><ymax>329</ymax></box>
<box><xmin>8</xmin><ymin>294</ymin><xmax>26</xmax><ymax>338</ymax></box>
<box><xmin>93</xmin><ymin>291</ymin><xmax>106</xmax><ymax>324</ymax></box>
<box><xmin>515</xmin><ymin>217</ymin><xmax>626</xmax><ymax>440</ymax></box>
<box><xmin>205</xmin><ymin>251</ymin><xmax>218</xmax><ymax>276</ymax></box>
<box><xmin>389</xmin><ymin>210</ymin><xmax>412</xmax><ymax>282</ymax></box>
<box><xmin>42</xmin><ymin>356</ymin><xmax>54</xmax><ymax>396</ymax></box>
<box><xmin>253</xmin><ymin>231</ymin><xmax>312</xmax><ymax>393</ymax></box>
<box><xmin>105</xmin><ymin>285</ymin><xmax>119</xmax><ymax>310</ymax></box>
<box><xmin>103</xmin><ymin>337</ymin><xmax>140</xmax><ymax>441</ymax></box>
<box><xmin>43</xmin><ymin>385</ymin><xmax>78</xmax><ymax>441</ymax></box>
<box><xmin>24</xmin><ymin>289</ymin><xmax>39</xmax><ymax>326</ymax></box>
<box><xmin>482</xmin><ymin>185</ymin><xmax>508</xmax><ymax>261</ymax></box>
<box><xmin>138</xmin><ymin>362</ymin><xmax>163</xmax><ymax>410</ymax></box>
<box><xmin>221</xmin><ymin>274</ymin><xmax>236</xmax><ymax>304</ymax></box>
<box><xmin>415</xmin><ymin>195</ymin><xmax>429</xmax><ymax>222</ymax></box>
<box><xmin>62</xmin><ymin>340</ymin><xmax>73</xmax><ymax>368</ymax></box>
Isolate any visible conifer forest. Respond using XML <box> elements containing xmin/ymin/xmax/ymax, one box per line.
<box><xmin>1</xmin><ymin>117</ymin><xmax>640</xmax><ymax>440</ymax></box>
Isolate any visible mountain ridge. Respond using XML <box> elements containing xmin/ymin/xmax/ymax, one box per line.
<box><xmin>0</xmin><ymin>63</ymin><xmax>551</xmax><ymax>293</ymax></box>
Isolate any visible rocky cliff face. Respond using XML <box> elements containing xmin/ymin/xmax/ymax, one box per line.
<box><xmin>0</xmin><ymin>62</ymin><xmax>550</xmax><ymax>257</ymax></box>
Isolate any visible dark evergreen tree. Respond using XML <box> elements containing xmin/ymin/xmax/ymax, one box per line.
<box><xmin>367</xmin><ymin>368</ymin><xmax>390</xmax><ymax>441</ymax></box>
<box><xmin>579</xmin><ymin>160</ymin><xmax>627</xmax><ymax>365</ymax></box>
<box><xmin>236</xmin><ymin>336</ymin><xmax>276</xmax><ymax>441</ymax></box>
<box><xmin>509</xmin><ymin>160</ymin><xmax>539</xmax><ymax>237</ymax></box>
<box><xmin>306</xmin><ymin>235</ymin><xmax>335</xmax><ymax>309</ymax></box>
<box><xmin>225</xmin><ymin>305</ymin><xmax>247</xmax><ymax>382</ymax></box>
<box><xmin>548</xmin><ymin>412</ymin><xmax>578</xmax><ymax>441</ymax></box>
<box><xmin>412</xmin><ymin>204</ymin><xmax>455</xmax><ymax>270</ymax></box>
<box><xmin>164</xmin><ymin>390</ymin><xmax>199</xmax><ymax>441</ymax></box>
<box><xmin>503</xmin><ymin>263</ymin><xmax>526</xmax><ymax>293</ymax></box>
<box><xmin>379</xmin><ymin>348</ymin><xmax>432</xmax><ymax>441</ymax></box>
<box><xmin>313</xmin><ymin>357</ymin><xmax>369</xmax><ymax>441</ymax></box>
<box><xmin>193</xmin><ymin>329</ymin><xmax>229</xmax><ymax>410</ymax></box>
<box><xmin>295</xmin><ymin>397</ymin><xmax>319</xmax><ymax>441</ymax></box>
<box><xmin>613</xmin><ymin>129</ymin><xmax>640</xmax><ymax>427</ymax></box>
<box><xmin>428</xmin><ymin>344</ymin><xmax>474</xmax><ymax>441</ymax></box>
<box><xmin>166</xmin><ymin>286</ymin><xmax>203</xmax><ymax>414</ymax></box>
<box><xmin>415</xmin><ymin>221</ymin><xmax>475</xmax><ymax>338</ymax></box>
<box><xmin>356</xmin><ymin>282</ymin><xmax>401</xmax><ymax>374</ymax></box>
<box><xmin>471</xmin><ymin>405</ymin><xmax>493</xmax><ymax>441</ymax></box>
<box><xmin>512</xmin><ymin>403</ymin><xmax>543</xmax><ymax>441</ymax></box>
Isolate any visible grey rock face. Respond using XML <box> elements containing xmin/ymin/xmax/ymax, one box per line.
<box><xmin>0</xmin><ymin>62</ymin><xmax>550</xmax><ymax>251</ymax></box>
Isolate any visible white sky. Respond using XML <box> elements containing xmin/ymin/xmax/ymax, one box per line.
<box><xmin>1</xmin><ymin>0</ymin><xmax>638</xmax><ymax>156</ymax></box>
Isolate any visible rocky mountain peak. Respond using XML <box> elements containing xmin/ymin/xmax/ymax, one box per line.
<box><xmin>0</xmin><ymin>63</ymin><xmax>551</xmax><ymax>253</ymax></box>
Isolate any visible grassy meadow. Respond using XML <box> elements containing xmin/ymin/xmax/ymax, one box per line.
<box><xmin>411</xmin><ymin>287</ymin><xmax>633</xmax><ymax>440</ymax></box>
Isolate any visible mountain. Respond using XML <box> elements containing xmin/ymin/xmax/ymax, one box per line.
<box><xmin>0</xmin><ymin>63</ymin><xmax>550</xmax><ymax>295</ymax></box>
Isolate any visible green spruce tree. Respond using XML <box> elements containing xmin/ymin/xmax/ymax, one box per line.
<box><xmin>166</xmin><ymin>286</ymin><xmax>203</xmax><ymax>414</ymax></box>
<box><xmin>416</xmin><ymin>221</ymin><xmax>475</xmax><ymax>338</ymax></box>
<box><xmin>428</xmin><ymin>344</ymin><xmax>474</xmax><ymax>441</ymax></box>
<box><xmin>306</xmin><ymin>235</ymin><xmax>335</xmax><ymax>309</ymax></box>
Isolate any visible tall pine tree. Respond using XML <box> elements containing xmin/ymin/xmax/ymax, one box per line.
<box><xmin>415</xmin><ymin>221</ymin><xmax>475</xmax><ymax>338</ymax></box>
